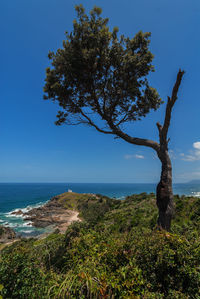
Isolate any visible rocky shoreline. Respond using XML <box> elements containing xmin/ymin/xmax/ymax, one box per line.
<box><xmin>11</xmin><ymin>193</ymin><xmax>81</xmax><ymax>234</ymax></box>
<box><xmin>0</xmin><ymin>192</ymin><xmax>101</xmax><ymax>246</ymax></box>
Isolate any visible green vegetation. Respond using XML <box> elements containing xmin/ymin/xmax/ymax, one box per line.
<box><xmin>1</xmin><ymin>193</ymin><xmax>200</xmax><ymax>298</ymax></box>
<box><xmin>56</xmin><ymin>192</ymin><xmax>120</xmax><ymax>224</ymax></box>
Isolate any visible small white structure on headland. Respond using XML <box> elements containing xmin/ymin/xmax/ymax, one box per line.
<box><xmin>68</xmin><ymin>189</ymin><xmax>72</xmax><ymax>193</ymax></box>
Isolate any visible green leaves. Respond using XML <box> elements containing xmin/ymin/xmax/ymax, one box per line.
<box><xmin>44</xmin><ymin>5</ymin><xmax>161</xmax><ymax>129</ymax></box>
<box><xmin>0</xmin><ymin>284</ymin><xmax>3</xmax><ymax>299</ymax></box>
<box><xmin>1</xmin><ymin>194</ymin><xmax>200</xmax><ymax>298</ymax></box>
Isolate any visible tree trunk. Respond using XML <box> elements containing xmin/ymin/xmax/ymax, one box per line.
<box><xmin>156</xmin><ymin>147</ymin><xmax>174</xmax><ymax>231</ymax></box>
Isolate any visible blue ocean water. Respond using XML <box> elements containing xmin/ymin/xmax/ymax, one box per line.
<box><xmin>0</xmin><ymin>182</ymin><xmax>200</xmax><ymax>236</ymax></box>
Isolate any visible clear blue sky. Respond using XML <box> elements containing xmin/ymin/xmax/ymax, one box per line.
<box><xmin>1</xmin><ymin>0</ymin><xmax>200</xmax><ymax>183</ymax></box>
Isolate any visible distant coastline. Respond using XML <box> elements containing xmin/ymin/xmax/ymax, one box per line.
<box><xmin>11</xmin><ymin>192</ymin><xmax>81</xmax><ymax>234</ymax></box>
<box><xmin>1</xmin><ymin>182</ymin><xmax>200</xmax><ymax>237</ymax></box>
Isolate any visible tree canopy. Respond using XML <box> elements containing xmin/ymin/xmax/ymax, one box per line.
<box><xmin>44</xmin><ymin>4</ymin><xmax>184</xmax><ymax>231</ymax></box>
<box><xmin>44</xmin><ymin>5</ymin><xmax>161</xmax><ymax>140</ymax></box>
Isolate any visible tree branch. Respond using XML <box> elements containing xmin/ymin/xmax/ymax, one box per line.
<box><xmin>161</xmin><ymin>69</ymin><xmax>185</xmax><ymax>141</ymax></box>
<box><xmin>156</xmin><ymin>122</ymin><xmax>163</xmax><ymax>142</ymax></box>
<box><xmin>107</xmin><ymin>119</ymin><xmax>160</xmax><ymax>151</ymax></box>
<box><xmin>79</xmin><ymin>110</ymin><xmax>113</xmax><ymax>135</ymax></box>
<box><xmin>115</xmin><ymin>114</ymin><xmax>129</xmax><ymax>126</ymax></box>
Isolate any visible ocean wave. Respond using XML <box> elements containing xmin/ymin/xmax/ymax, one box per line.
<box><xmin>5</xmin><ymin>213</ymin><xmax>24</xmax><ymax>219</ymax></box>
<box><xmin>0</xmin><ymin>218</ymin><xmax>33</xmax><ymax>228</ymax></box>
<box><xmin>3</xmin><ymin>221</ymin><xmax>9</xmax><ymax>226</ymax></box>
<box><xmin>11</xmin><ymin>221</ymin><xmax>33</xmax><ymax>229</ymax></box>
<box><xmin>3</xmin><ymin>222</ymin><xmax>16</xmax><ymax>228</ymax></box>
<box><xmin>116</xmin><ymin>196</ymin><xmax>126</xmax><ymax>200</ymax></box>
<box><xmin>20</xmin><ymin>230</ymin><xmax>34</xmax><ymax>234</ymax></box>
<box><xmin>0</xmin><ymin>196</ymin><xmax>50</xmax><ymax>235</ymax></box>
<box><xmin>21</xmin><ymin>221</ymin><xmax>33</xmax><ymax>227</ymax></box>
<box><xmin>3</xmin><ymin>201</ymin><xmax>47</xmax><ymax>219</ymax></box>
<box><xmin>191</xmin><ymin>192</ymin><xmax>200</xmax><ymax>197</ymax></box>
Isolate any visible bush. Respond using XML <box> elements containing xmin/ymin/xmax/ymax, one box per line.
<box><xmin>1</xmin><ymin>193</ymin><xmax>200</xmax><ymax>298</ymax></box>
<box><xmin>0</xmin><ymin>240</ymin><xmax>52</xmax><ymax>298</ymax></box>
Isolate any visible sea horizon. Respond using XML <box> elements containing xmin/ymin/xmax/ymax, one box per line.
<box><xmin>0</xmin><ymin>181</ymin><xmax>194</xmax><ymax>184</ymax></box>
<box><xmin>1</xmin><ymin>182</ymin><xmax>200</xmax><ymax>237</ymax></box>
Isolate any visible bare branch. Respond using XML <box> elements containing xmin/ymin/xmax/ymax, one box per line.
<box><xmin>156</xmin><ymin>122</ymin><xmax>163</xmax><ymax>133</ymax></box>
<box><xmin>115</xmin><ymin>114</ymin><xmax>129</xmax><ymax>126</ymax></box>
<box><xmin>161</xmin><ymin>69</ymin><xmax>185</xmax><ymax>141</ymax></box>
<box><xmin>64</xmin><ymin>121</ymin><xmax>86</xmax><ymax>126</ymax></box>
<box><xmin>156</xmin><ymin>122</ymin><xmax>163</xmax><ymax>143</ymax></box>
<box><xmin>79</xmin><ymin>110</ymin><xmax>113</xmax><ymax>135</ymax></box>
<box><xmin>107</xmin><ymin>119</ymin><xmax>160</xmax><ymax>151</ymax></box>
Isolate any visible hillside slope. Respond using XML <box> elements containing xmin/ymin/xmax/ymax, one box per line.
<box><xmin>0</xmin><ymin>193</ymin><xmax>200</xmax><ymax>298</ymax></box>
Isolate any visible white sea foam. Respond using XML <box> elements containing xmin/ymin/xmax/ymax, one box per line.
<box><xmin>22</xmin><ymin>221</ymin><xmax>33</xmax><ymax>227</ymax></box>
<box><xmin>191</xmin><ymin>192</ymin><xmax>200</xmax><ymax>197</ymax></box>
<box><xmin>117</xmin><ymin>196</ymin><xmax>126</xmax><ymax>200</ymax></box>
<box><xmin>1</xmin><ymin>221</ymin><xmax>34</xmax><ymax>230</ymax></box>
<box><xmin>4</xmin><ymin>201</ymin><xmax>47</xmax><ymax>219</ymax></box>
<box><xmin>5</xmin><ymin>213</ymin><xmax>23</xmax><ymax>219</ymax></box>
<box><xmin>20</xmin><ymin>230</ymin><xmax>34</xmax><ymax>234</ymax></box>
<box><xmin>0</xmin><ymin>201</ymin><xmax>46</xmax><ymax>234</ymax></box>
<box><xmin>12</xmin><ymin>221</ymin><xmax>34</xmax><ymax>229</ymax></box>
<box><xmin>7</xmin><ymin>223</ymin><xmax>18</xmax><ymax>228</ymax></box>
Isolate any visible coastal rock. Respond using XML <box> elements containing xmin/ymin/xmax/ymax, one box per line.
<box><xmin>11</xmin><ymin>209</ymin><xmax>23</xmax><ymax>216</ymax></box>
<box><xmin>0</xmin><ymin>225</ymin><xmax>16</xmax><ymax>243</ymax></box>
<box><xmin>22</xmin><ymin>193</ymin><xmax>82</xmax><ymax>232</ymax></box>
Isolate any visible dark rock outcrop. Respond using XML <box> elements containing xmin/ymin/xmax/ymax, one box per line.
<box><xmin>11</xmin><ymin>209</ymin><xmax>23</xmax><ymax>216</ymax></box>
<box><xmin>12</xmin><ymin>194</ymin><xmax>80</xmax><ymax>232</ymax></box>
<box><xmin>0</xmin><ymin>226</ymin><xmax>16</xmax><ymax>243</ymax></box>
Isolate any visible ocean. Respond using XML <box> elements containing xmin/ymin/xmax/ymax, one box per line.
<box><xmin>0</xmin><ymin>182</ymin><xmax>200</xmax><ymax>237</ymax></box>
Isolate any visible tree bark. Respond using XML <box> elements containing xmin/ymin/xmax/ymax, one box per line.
<box><xmin>154</xmin><ymin>70</ymin><xmax>185</xmax><ymax>231</ymax></box>
<box><xmin>156</xmin><ymin>146</ymin><xmax>174</xmax><ymax>231</ymax></box>
<box><xmin>79</xmin><ymin>70</ymin><xmax>184</xmax><ymax>231</ymax></box>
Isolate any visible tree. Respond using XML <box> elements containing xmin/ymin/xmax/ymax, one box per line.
<box><xmin>44</xmin><ymin>5</ymin><xmax>184</xmax><ymax>231</ymax></box>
